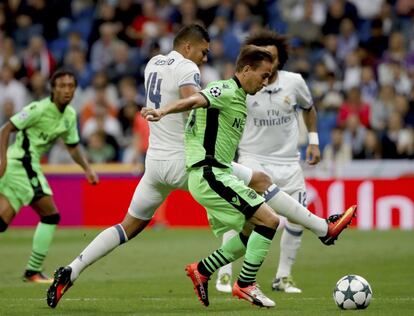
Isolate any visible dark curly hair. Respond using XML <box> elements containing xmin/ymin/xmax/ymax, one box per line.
<box><xmin>244</xmin><ymin>30</ymin><xmax>289</xmax><ymax>70</ymax></box>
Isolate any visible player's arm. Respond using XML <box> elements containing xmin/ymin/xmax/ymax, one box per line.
<box><xmin>0</xmin><ymin>121</ymin><xmax>17</xmax><ymax>177</ymax></box>
<box><xmin>302</xmin><ymin>106</ymin><xmax>321</xmax><ymax>165</ymax></box>
<box><xmin>142</xmin><ymin>93</ymin><xmax>208</xmax><ymax>122</ymax></box>
<box><xmin>66</xmin><ymin>144</ymin><xmax>99</xmax><ymax>185</ymax></box>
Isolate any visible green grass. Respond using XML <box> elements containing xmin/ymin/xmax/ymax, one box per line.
<box><xmin>1</xmin><ymin>228</ymin><xmax>413</xmax><ymax>315</ymax></box>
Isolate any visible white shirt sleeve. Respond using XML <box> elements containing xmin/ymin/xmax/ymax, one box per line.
<box><xmin>295</xmin><ymin>74</ymin><xmax>313</xmax><ymax>110</ymax></box>
<box><xmin>175</xmin><ymin>60</ymin><xmax>201</xmax><ymax>88</ymax></box>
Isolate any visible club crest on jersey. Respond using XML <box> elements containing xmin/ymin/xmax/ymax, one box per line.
<box><xmin>209</xmin><ymin>87</ymin><xmax>221</xmax><ymax>97</ymax></box>
<box><xmin>18</xmin><ymin>111</ymin><xmax>28</xmax><ymax>121</ymax></box>
<box><xmin>193</xmin><ymin>73</ymin><xmax>200</xmax><ymax>86</ymax></box>
<box><xmin>284</xmin><ymin>96</ymin><xmax>291</xmax><ymax>105</ymax></box>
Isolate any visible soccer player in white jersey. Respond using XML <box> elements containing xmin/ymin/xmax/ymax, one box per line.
<box><xmin>216</xmin><ymin>30</ymin><xmax>321</xmax><ymax>294</ymax></box>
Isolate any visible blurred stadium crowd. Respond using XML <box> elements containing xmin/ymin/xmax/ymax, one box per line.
<box><xmin>0</xmin><ymin>0</ymin><xmax>413</xmax><ymax>167</ymax></box>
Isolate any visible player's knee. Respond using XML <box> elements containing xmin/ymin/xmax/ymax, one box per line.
<box><xmin>0</xmin><ymin>217</ymin><xmax>8</xmax><ymax>232</ymax></box>
<box><xmin>250</xmin><ymin>171</ymin><xmax>272</xmax><ymax>194</ymax></box>
<box><xmin>40</xmin><ymin>213</ymin><xmax>61</xmax><ymax>225</ymax></box>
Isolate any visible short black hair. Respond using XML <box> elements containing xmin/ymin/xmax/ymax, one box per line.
<box><xmin>244</xmin><ymin>30</ymin><xmax>289</xmax><ymax>70</ymax></box>
<box><xmin>173</xmin><ymin>24</ymin><xmax>210</xmax><ymax>48</ymax></box>
<box><xmin>235</xmin><ymin>46</ymin><xmax>273</xmax><ymax>72</ymax></box>
<box><xmin>50</xmin><ymin>69</ymin><xmax>78</xmax><ymax>88</ymax></box>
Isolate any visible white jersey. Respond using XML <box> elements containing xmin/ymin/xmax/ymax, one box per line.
<box><xmin>144</xmin><ymin>50</ymin><xmax>201</xmax><ymax>160</ymax></box>
<box><xmin>238</xmin><ymin>70</ymin><xmax>313</xmax><ymax>164</ymax></box>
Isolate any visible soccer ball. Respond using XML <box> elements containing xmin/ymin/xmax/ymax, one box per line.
<box><xmin>333</xmin><ymin>275</ymin><xmax>372</xmax><ymax>310</ymax></box>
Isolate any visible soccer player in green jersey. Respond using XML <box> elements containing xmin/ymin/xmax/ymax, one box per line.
<box><xmin>0</xmin><ymin>69</ymin><xmax>98</xmax><ymax>283</ymax></box>
<box><xmin>144</xmin><ymin>46</ymin><xmax>278</xmax><ymax>307</ymax></box>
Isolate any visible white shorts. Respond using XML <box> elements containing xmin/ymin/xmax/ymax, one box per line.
<box><xmin>128</xmin><ymin>159</ymin><xmax>188</xmax><ymax>220</ymax></box>
<box><xmin>238</xmin><ymin>156</ymin><xmax>307</xmax><ymax>207</ymax></box>
<box><xmin>128</xmin><ymin>159</ymin><xmax>255</xmax><ymax>220</ymax></box>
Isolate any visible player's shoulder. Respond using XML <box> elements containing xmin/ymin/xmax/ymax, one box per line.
<box><xmin>24</xmin><ymin>98</ymin><xmax>48</xmax><ymax>113</ymax></box>
<box><xmin>279</xmin><ymin>70</ymin><xmax>305</xmax><ymax>84</ymax></box>
<box><xmin>63</xmin><ymin>105</ymin><xmax>77</xmax><ymax>117</ymax></box>
<box><xmin>204</xmin><ymin>79</ymin><xmax>238</xmax><ymax>98</ymax></box>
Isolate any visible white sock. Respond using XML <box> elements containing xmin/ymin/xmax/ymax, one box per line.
<box><xmin>69</xmin><ymin>224</ymin><xmax>128</xmax><ymax>282</ymax></box>
<box><xmin>276</xmin><ymin>221</ymin><xmax>303</xmax><ymax>279</ymax></box>
<box><xmin>217</xmin><ymin>230</ymin><xmax>237</xmax><ymax>280</ymax></box>
<box><xmin>264</xmin><ymin>185</ymin><xmax>327</xmax><ymax>237</ymax></box>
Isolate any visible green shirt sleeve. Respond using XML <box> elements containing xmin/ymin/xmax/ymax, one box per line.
<box><xmin>10</xmin><ymin>102</ymin><xmax>42</xmax><ymax>130</ymax></box>
<box><xmin>62</xmin><ymin>109</ymin><xmax>80</xmax><ymax>146</ymax></box>
<box><xmin>200</xmin><ymin>81</ymin><xmax>233</xmax><ymax>110</ymax></box>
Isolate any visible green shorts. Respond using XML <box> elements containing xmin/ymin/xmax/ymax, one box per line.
<box><xmin>188</xmin><ymin>166</ymin><xmax>264</xmax><ymax>236</ymax></box>
<box><xmin>0</xmin><ymin>159</ymin><xmax>52</xmax><ymax>213</ymax></box>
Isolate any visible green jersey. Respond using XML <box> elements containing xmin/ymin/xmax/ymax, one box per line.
<box><xmin>8</xmin><ymin>97</ymin><xmax>79</xmax><ymax>163</ymax></box>
<box><xmin>185</xmin><ymin>77</ymin><xmax>246</xmax><ymax>169</ymax></box>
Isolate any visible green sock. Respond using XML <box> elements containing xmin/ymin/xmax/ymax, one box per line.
<box><xmin>238</xmin><ymin>228</ymin><xmax>274</xmax><ymax>285</ymax></box>
<box><xmin>199</xmin><ymin>233</ymin><xmax>247</xmax><ymax>276</ymax></box>
<box><xmin>26</xmin><ymin>222</ymin><xmax>57</xmax><ymax>271</ymax></box>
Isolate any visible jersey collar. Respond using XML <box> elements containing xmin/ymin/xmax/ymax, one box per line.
<box><xmin>232</xmin><ymin>75</ymin><xmax>242</xmax><ymax>88</ymax></box>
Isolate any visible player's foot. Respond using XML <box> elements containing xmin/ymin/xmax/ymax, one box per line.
<box><xmin>23</xmin><ymin>270</ymin><xmax>53</xmax><ymax>284</ymax></box>
<box><xmin>232</xmin><ymin>282</ymin><xmax>275</xmax><ymax>308</ymax></box>
<box><xmin>185</xmin><ymin>262</ymin><xmax>210</xmax><ymax>306</ymax></box>
<box><xmin>216</xmin><ymin>273</ymin><xmax>232</xmax><ymax>293</ymax></box>
<box><xmin>46</xmin><ymin>266</ymin><xmax>73</xmax><ymax>308</ymax></box>
<box><xmin>320</xmin><ymin>205</ymin><xmax>357</xmax><ymax>246</ymax></box>
<box><xmin>271</xmin><ymin>276</ymin><xmax>302</xmax><ymax>293</ymax></box>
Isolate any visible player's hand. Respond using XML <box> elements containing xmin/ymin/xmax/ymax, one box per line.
<box><xmin>141</xmin><ymin>107</ymin><xmax>162</xmax><ymax>121</ymax></box>
<box><xmin>86</xmin><ymin>168</ymin><xmax>99</xmax><ymax>185</ymax></box>
<box><xmin>306</xmin><ymin>144</ymin><xmax>321</xmax><ymax>165</ymax></box>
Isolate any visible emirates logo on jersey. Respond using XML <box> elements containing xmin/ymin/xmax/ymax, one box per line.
<box><xmin>209</xmin><ymin>87</ymin><xmax>221</xmax><ymax>97</ymax></box>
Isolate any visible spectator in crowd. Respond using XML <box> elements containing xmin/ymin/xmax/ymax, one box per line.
<box><xmin>85</xmin><ymin>130</ymin><xmax>117</xmax><ymax>163</ymax></box>
<box><xmin>106</xmin><ymin>41</ymin><xmax>139</xmax><ymax>84</ymax></box>
<box><xmin>80</xmin><ymin>84</ymin><xmax>118</xmax><ymax>129</ymax></box>
<box><xmin>343</xmin><ymin>113</ymin><xmax>367</xmax><ymax>158</ymax></box>
<box><xmin>337</xmin><ymin>18</ymin><xmax>359</xmax><ymax>62</ymax></box>
<box><xmin>370</xmin><ymin>84</ymin><xmax>396</xmax><ymax>131</ymax></box>
<box><xmin>27</xmin><ymin>71</ymin><xmax>48</xmax><ymax>101</ymax></box>
<box><xmin>0</xmin><ymin>98</ymin><xmax>15</xmax><ymax>126</ymax></box>
<box><xmin>81</xmin><ymin>71</ymin><xmax>119</xmax><ymax>111</ymax></box>
<box><xmin>64</xmin><ymin>48</ymin><xmax>94</xmax><ymax>90</ymax></box>
<box><xmin>283</xmin><ymin>0</ymin><xmax>326</xmax><ymax>44</ymax></box>
<box><xmin>322</xmin><ymin>126</ymin><xmax>352</xmax><ymax>176</ymax></box>
<box><xmin>360</xmin><ymin>65</ymin><xmax>378</xmax><ymax>105</ymax></box>
<box><xmin>0</xmin><ymin>64</ymin><xmax>29</xmax><ymax>113</ymax></box>
<box><xmin>354</xmin><ymin>128</ymin><xmax>382</xmax><ymax>159</ymax></box>
<box><xmin>0</xmin><ymin>36</ymin><xmax>22</xmax><ymax>76</ymax></box>
<box><xmin>23</xmin><ymin>35</ymin><xmax>56</xmax><ymax>79</ymax></box>
<box><xmin>90</xmin><ymin>22</ymin><xmax>120</xmax><ymax>73</ymax></box>
<box><xmin>381</xmin><ymin>111</ymin><xmax>414</xmax><ymax>158</ymax></box>
<box><xmin>338</xmin><ymin>87</ymin><xmax>371</xmax><ymax>128</ymax></box>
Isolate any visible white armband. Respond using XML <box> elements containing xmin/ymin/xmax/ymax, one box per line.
<box><xmin>308</xmin><ymin>132</ymin><xmax>319</xmax><ymax>145</ymax></box>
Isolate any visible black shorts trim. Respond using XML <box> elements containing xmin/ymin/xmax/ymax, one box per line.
<box><xmin>202</xmin><ymin>166</ymin><xmax>261</xmax><ymax>219</ymax></box>
<box><xmin>20</xmin><ymin>130</ymin><xmax>46</xmax><ymax>203</ymax></box>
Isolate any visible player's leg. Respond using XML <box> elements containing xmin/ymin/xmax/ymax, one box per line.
<box><xmin>273</xmin><ymin>218</ymin><xmax>303</xmax><ymax>293</ymax></box>
<box><xmin>47</xmin><ymin>160</ymin><xmax>186</xmax><ymax>308</ymax></box>
<box><xmin>25</xmin><ymin>195</ymin><xmax>60</xmax><ymax>283</ymax></box>
<box><xmin>232</xmin><ymin>202</ymin><xmax>278</xmax><ymax>307</ymax></box>
<box><xmin>270</xmin><ymin>164</ymin><xmax>304</xmax><ymax>293</ymax></box>
<box><xmin>215</xmin><ymin>229</ymin><xmax>237</xmax><ymax>293</ymax></box>
<box><xmin>215</xmin><ymin>162</ymin><xmax>268</xmax><ymax>292</ymax></box>
<box><xmin>186</xmin><ymin>168</ymin><xmax>278</xmax><ymax>307</ymax></box>
<box><xmin>0</xmin><ymin>194</ymin><xmax>15</xmax><ymax>232</ymax></box>
<box><xmin>236</xmin><ymin>159</ymin><xmax>356</xmax><ymax>244</ymax></box>
<box><xmin>47</xmin><ymin>179</ymin><xmax>168</xmax><ymax>308</ymax></box>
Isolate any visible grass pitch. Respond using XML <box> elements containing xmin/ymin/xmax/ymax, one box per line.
<box><xmin>0</xmin><ymin>228</ymin><xmax>413</xmax><ymax>315</ymax></box>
